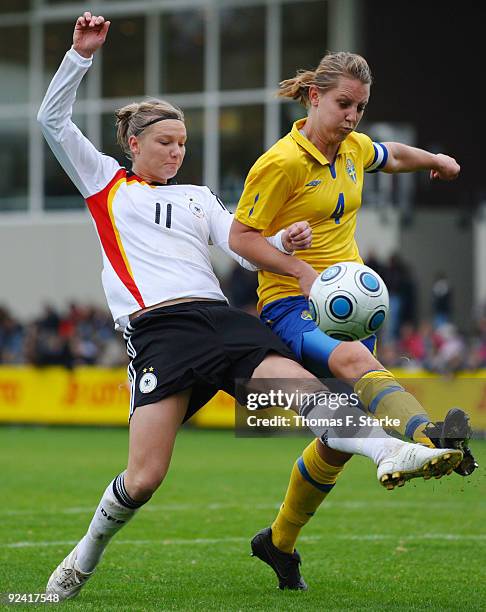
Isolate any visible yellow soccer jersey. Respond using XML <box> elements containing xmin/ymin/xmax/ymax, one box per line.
<box><xmin>234</xmin><ymin>118</ymin><xmax>388</xmax><ymax>312</ymax></box>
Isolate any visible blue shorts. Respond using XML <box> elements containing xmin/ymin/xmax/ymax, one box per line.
<box><xmin>260</xmin><ymin>296</ymin><xmax>377</xmax><ymax>378</ymax></box>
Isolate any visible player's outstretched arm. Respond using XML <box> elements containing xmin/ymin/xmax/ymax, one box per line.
<box><xmin>37</xmin><ymin>13</ymin><xmax>118</xmax><ymax>199</ymax></box>
<box><xmin>207</xmin><ymin>193</ymin><xmax>311</xmax><ymax>272</ymax></box>
<box><xmin>381</xmin><ymin>141</ymin><xmax>460</xmax><ymax>181</ymax></box>
<box><xmin>73</xmin><ymin>12</ymin><xmax>111</xmax><ymax>58</ymax></box>
<box><xmin>229</xmin><ymin>219</ymin><xmax>318</xmax><ymax>297</ymax></box>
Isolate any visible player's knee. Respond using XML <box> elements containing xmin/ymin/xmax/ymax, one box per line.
<box><xmin>253</xmin><ymin>353</ymin><xmax>313</xmax><ymax>379</ymax></box>
<box><xmin>126</xmin><ymin>470</ymin><xmax>166</xmax><ymax>501</ymax></box>
<box><xmin>329</xmin><ymin>341</ymin><xmax>379</xmax><ymax>380</ymax></box>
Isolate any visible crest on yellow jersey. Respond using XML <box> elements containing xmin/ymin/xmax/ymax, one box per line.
<box><xmin>346</xmin><ymin>158</ymin><xmax>357</xmax><ymax>183</ymax></box>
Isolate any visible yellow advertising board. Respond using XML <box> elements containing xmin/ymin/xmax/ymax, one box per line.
<box><xmin>0</xmin><ymin>367</ymin><xmax>485</xmax><ymax>430</ymax></box>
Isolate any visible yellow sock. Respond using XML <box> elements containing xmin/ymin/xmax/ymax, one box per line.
<box><xmin>354</xmin><ymin>369</ymin><xmax>434</xmax><ymax>446</ymax></box>
<box><xmin>271</xmin><ymin>439</ymin><xmax>345</xmax><ymax>553</ymax></box>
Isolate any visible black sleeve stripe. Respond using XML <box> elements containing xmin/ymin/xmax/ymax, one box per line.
<box><xmin>210</xmin><ymin>189</ymin><xmax>230</xmax><ymax>212</ymax></box>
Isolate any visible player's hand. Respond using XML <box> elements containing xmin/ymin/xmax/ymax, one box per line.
<box><xmin>295</xmin><ymin>261</ymin><xmax>318</xmax><ymax>298</ymax></box>
<box><xmin>282</xmin><ymin>221</ymin><xmax>312</xmax><ymax>252</ymax></box>
<box><xmin>73</xmin><ymin>12</ymin><xmax>111</xmax><ymax>59</ymax></box>
<box><xmin>430</xmin><ymin>153</ymin><xmax>460</xmax><ymax>181</ymax></box>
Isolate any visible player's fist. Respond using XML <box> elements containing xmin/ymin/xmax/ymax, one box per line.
<box><xmin>282</xmin><ymin>221</ymin><xmax>312</xmax><ymax>252</ymax></box>
<box><xmin>73</xmin><ymin>12</ymin><xmax>110</xmax><ymax>58</ymax></box>
<box><xmin>430</xmin><ymin>153</ymin><xmax>460</xmax><ymax>181</ymax></box>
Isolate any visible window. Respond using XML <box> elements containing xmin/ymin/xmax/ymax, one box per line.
<box><xmin>0</xmin><ymin>119</ymin><xmax>28</xmax><ymax>212</ymax></box>
<box><xmin>160</xmin><ymin>10</ymin><xmax>205</xmax><ymax>94</ymax></box>
<box><xmin>281</xmin><ymin>1</ymin><xmax>328</xmax><ymax>80</ymax></box>
<box><xmin>178</xmin><ymin>108</ymin><xmax>203</xmax><ymax>185</ymax></box>
<box><xmin>44</xmin><ymin>21</ymin><xmax>87</xmax><ymax>99</ymax></box>
<box><xmin>102</xmin><ymin>18</ymin><xmax>145</xmax><ymax>98</ymax></box>
<box><xmin>0</xmin><ymin>26</ymin><xmax>29</xmax><ymax>104</ymax></box>
<box><xmin>219</xmin><ymin>105</ymin><xmax>264</xmax><ymax>205</ymax></box>
<box><xmin>220</xmin><ymin>6</ymin><xmax>265</xmax><ymax>90</ymax></box>
<box><xmin>102</xmin><ymin>112</ymin><xmax>126</xmax><ymax>168</ymax></box>
<box><xmin>280</xmin><ymin>100</ymin><xmax>306</xmax><ymax>136</ymax></box>
<box><xmin>0</xmin><ymin>0</ymin><xmax>30</xmax><ymax>13</ymax></box>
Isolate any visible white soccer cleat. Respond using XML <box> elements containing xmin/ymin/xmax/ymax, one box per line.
<box><xmin>377</xmin><ymin>443</ymin><xmax>463</xmax><ymax>490</ymax></box>
<box><xmin>46</xmin><ymin>546</ymin><xmax>94</xmax><ymax>601</ymax></box>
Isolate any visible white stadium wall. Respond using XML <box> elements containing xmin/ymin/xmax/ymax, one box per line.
<box><xmin>1</xmin><ymin>209</ymin><xmax>399</xmax><ymax>323</ymax></box>
<box><xmin>0</xmin><ymin>217</ymin><xmax>106</xmax><ymax>321</ymax></box>
<box><xmin>355</xmin><ymin>208</ymin><xmax>400</xmax><ymax>261</ymax></box>
<box><xmin>474</xmin><ymin>205</ymin><xmax>486</xmax><ymax>313</ymax></box>
<box><xmin>400</xmin><ymin>209</ymin><xmax>475</xmax><ymax>331</ymax></box>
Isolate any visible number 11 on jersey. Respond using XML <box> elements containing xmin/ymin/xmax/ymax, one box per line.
<box><xmin>155</xmin><ymin>202</ymin><xmax>172</xmax><ymax>228</ymax></box>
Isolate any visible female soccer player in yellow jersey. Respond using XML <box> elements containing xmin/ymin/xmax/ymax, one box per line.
<box><xmin>230</xmin><ymin>51</ymin><xmax>477</xmax><ymax>589</ymax></box>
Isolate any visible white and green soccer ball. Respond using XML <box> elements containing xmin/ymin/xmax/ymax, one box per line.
<box><xmin>309</xmin><ymin>261</ymin><xmax>389</xmax><ymax>341</ymax></box>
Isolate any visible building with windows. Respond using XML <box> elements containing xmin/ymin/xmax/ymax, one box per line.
<box><xmin>0</xmin><ymin>0</ymin><xmax>484</xmax><ymax>326</ymax></box>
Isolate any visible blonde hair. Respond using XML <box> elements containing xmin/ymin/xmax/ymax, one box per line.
<box><xmin>278</xmin><ymin>51</ymin><xmax>373</xmax><ymax>107</ymax></box>
<box><xmin>115</xmin><ymin>99</ymin><xmax>184</xmax><ymax>158</ymax></box>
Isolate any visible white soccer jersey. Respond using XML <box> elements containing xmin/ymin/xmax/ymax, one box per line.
<box><xmin>38</xmin><ymin>48</ymin><xmax>290</xmax><ymax>330</ymax></box>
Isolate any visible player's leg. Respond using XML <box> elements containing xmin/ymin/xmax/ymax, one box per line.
<box><xmin>262</xmin><ymin>296</ymin><xmax>474</xmax><ymax>471</ymax></box>
<box><xmin>248</xmin><ymin>353</ymin><xmax>462</xmax><ymax>590</ymax></box>
<box><xmin>328</xmin><ymin>341</ymin><xmax>477</xmax><ymax>474</ymax></box>
<box><xmin>252</xmin><ymin>354</ymin><xmax>461</xmax><ymax>481</ymax></box>
<box><xmin>46</xmin><ymin>390</ymin><xmax>189</xmax><ymax>601</ymax></box>
<box><xmin>250</xmin><ymin>438</ymin><xmax>350</xmax><ymax>590</ymax></box>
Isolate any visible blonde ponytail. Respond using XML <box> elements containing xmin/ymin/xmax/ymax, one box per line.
<box><xmin>278</xmin><ymin>51</ymin><xmax>373</xmax><ymax>108</ymax></box>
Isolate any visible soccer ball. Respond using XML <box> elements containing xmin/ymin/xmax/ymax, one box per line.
<box><xmin>308</xmin><ymin>261</ymin><xmax>389</xmax><ymax>341</ymax></box>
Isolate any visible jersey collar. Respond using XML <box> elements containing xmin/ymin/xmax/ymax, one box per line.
<box><xmin>127</xmin><ymin>169</ymin><xmax>177</xmax><ymax>186</ymax></box>
<box><xmin>290</xmin><ymin>118</ymin><xmax>352</xmax><ymax>165</ymax></box>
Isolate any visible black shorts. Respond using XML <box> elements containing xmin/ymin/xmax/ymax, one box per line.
<box><xmin>123</xmin><ymin>300</ymin><xmax>296</xmax><ymax>421</ymax></box>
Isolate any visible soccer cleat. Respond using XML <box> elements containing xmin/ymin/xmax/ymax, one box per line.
<box><xmin>46</xmin><ymin>546</ymin><xmax>94</xmax><ymax>601</ymax></box>
<box><xmin>377</xmin><ymin>443</ymin><xmax>463</xmax><ymax>490</ymax></box>
<box><xmin>250</xmin><ymin>527</ymin><xmax>307</xmax><ymax>590</ymax></box>
<box><xmin>425</xmin><ymin>408</ymin><xmax>478</xmax><ymax>476</ymax></box>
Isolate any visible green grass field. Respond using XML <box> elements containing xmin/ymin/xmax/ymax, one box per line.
<box><xmin>1</xmin><ymin>427</ymin><xmax>485</xmax><ymax>611</ymax></box>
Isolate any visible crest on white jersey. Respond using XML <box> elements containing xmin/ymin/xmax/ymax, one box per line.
<box><xmin>139</xmin><ymin>370</ymin><xmax>158</xmax><ymax>393</ymax></box>
<box><xmin>190</xmin><ymin>201</ymin><xmax>205</xmax><ymax>218</ymax></box>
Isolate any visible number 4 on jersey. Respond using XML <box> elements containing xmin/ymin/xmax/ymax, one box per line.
<box><xmin>330</xmin><ymin>193</ymin><xmax>345</xmax><ymax>224</ymax></box>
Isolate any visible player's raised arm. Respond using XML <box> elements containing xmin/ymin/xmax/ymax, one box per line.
<box><xmin>380</xmin><ymin>142</ymin><xmax>460</xmax><ymax>181</ymax></box>
<box><xmin>37</xmin><ymin>13</ymin><xmax>117</xmax><ymax>199</ymax></box>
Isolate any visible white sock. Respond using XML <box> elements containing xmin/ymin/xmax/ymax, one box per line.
<box><xmin>299</xmin><ymin>392</ymin><xmax>405</xmax><ymax>465</ymax></box>
<box><xmin>324</xmin><ymin>435</ymin><xmax>405</xmax><ymax>465</ymax></box>
<box><xmin>76</xmin><ymin>473</ymin><xmax>145</xmax><ymax>573</ymax></box>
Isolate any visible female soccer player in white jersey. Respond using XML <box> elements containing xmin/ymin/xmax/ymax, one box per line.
<box><xmin>39</xmin><ymin>13</ymin><xmax>462</xmax><ymax>600</ymax></box>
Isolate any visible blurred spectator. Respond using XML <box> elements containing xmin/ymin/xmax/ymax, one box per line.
<box><xmin>382</xmin><ymin>253</ymin><xmax>416</xmax><ymax>341</ymax></box>
<box><xmin>364</xmin><ymin>250</ymin><xmax>387</xmax><ymax>281</ymax></box>
<box><xmin>226</xmin><ymin>262</ymin><xmax>259</xmax><ymax>316</ymax></box>
<box><xmin>430</xmin><ymin>322</ymin><xmax>466</xmax><ymax>374</ymax></box>
<box><xmin>37</xmin><ymin>304</ymin><xmax>60</xmax><ymax>332</ymax></box>
<box><xmin>466</xmin><ymin>317</ymin><xmax>486</xmax><ymax>370</ymax></box>
<box><xmin>431</xmin><ymin>271</ymin><xmax>453</xmax><ymax>327</ymax></box>
<box><xmin>0</xmin><ymin>307</ymin><xmax>24</xmax><ymax>364</ymax></box>
<box><xmin>398</xmin><ymin>322</ymin><xmax>425</xmax><ymax>367</ymax></box>
<box><xmin>0</xmin><ymin>289</ymin><xmax>485</xmax><ymax>373</ymax></box>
